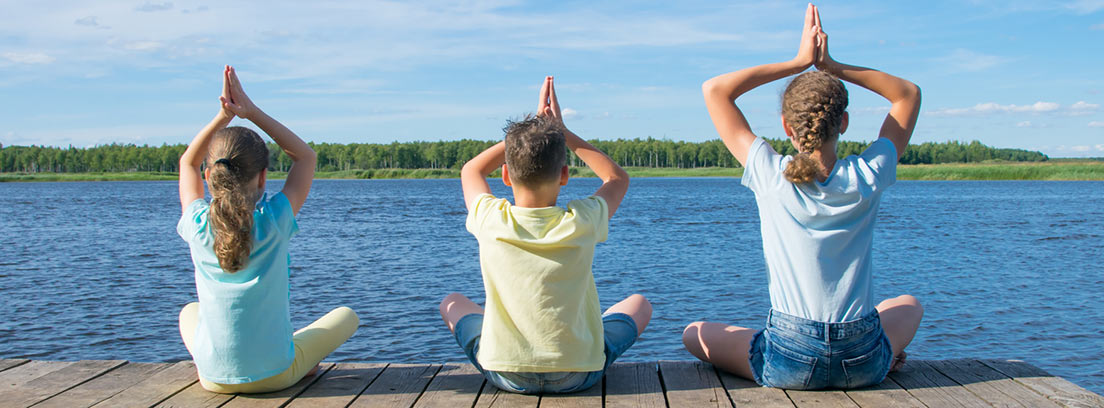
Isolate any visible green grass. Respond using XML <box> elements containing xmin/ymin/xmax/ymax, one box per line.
<box><xmin>4</xmin><ymin>161</ymin><xmax>1104</xmax><ymax>182</ymax></box>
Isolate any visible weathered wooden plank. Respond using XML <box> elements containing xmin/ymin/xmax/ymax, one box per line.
<box><xmin>349</xmin><ymin>363</ymin><xmax>439</xmax><ymax>408</ymax></box>
<box><xmin>0</xmin><ymin>361</ymin><xmax>72</xmax><ymax>389</ymax></box>
<box><xmin>0</xmin><ymin>359</ymin><xmax>30</xmax><ymax>373</ymax></box>
<box><xmin>980</xmin><ymin>359</ymin><xmax>1104</xmax><ymax>408</ymax></box>
<box><xmin>659</xmin><ymin>360</ymin><xmax>730</xmax><ymax>407</ymax></box>
<box><xmin>154</xmin><ymin>381</ymin><xmax>234</xmax><ymax>408</ymax></box>
<box><xmin>604</xmin><ymin>362</ymin><xmax>664</xmax><ymax>408</ymax></box>
<box><xmin>538</xmin><ymin>375</ymin><xmax>602</xmax><ymax>408</ymax></box>
<box><xmin>0</xmin><ymin>359</ymin><xmax>125</xmax><ymax>407</ymax></box>
<box><xmin>930</xmin><ymin>358</ymin><xmax>1062</xmax><ymax>408</ymax></box>
<box><xmin>715</xmin><ymin>368</ymin><xmax>794</xmax><ymax>407</ymax></box>
<box><xmin>92</xmin><ymin>361</ymin><xmax>199</xmax><ymax>408</ymax></box>
<box><xmin>220</xmin><ymin>363</ymin><xmax>336</xmax><ymax>408</ymax></box>
<box><xmin>472</xmin><ymin>384</ymin><xmax>538</xmax><ymax>408</ymax></box>
<box><xmin>888</xmin><ymin>360</ymin><xmax>991</xmax><ymax>408</ymax></box>
<box><xmin>35</xmin><ymin>362</ymin><xmax>170</xmax><ymax>408</ymax></box>
<box><xmin>285</xmin><ymin>363</ymin><xmax>387</xmax><ymax>408</ymax></box>
<box><xmin>785</xmin><ymin>389</ymin><xmax>858</xmax><ymax>408</ymax></box>
<box><xmin>413</xmin><ymin>363</ymin><xmax>484</xmax><ymax>408</ymax></box>
<box><xmin>844</xmin><ymin>377</ymin><xmax>925</xmax><ymax>408</ymax></box>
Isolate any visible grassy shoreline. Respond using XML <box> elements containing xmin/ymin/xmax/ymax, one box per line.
<box><xmin>3</xmin><ymin>161</ymin><xmax>1103</xmax><ymax>182</ymax></box>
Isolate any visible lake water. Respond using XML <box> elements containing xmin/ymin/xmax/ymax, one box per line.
<box><xmin>0</xmin><ymin>178</ymin><xmax>1101</xmax><ymax>393</ymax></box>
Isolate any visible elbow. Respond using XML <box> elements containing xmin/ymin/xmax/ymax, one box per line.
<box><xmin>701</xmin><ymin>78</ymin><xmax>719</xmax><ymax>97</ymax></box>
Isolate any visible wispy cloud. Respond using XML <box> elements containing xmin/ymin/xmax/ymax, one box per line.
<box><xmin>927</xmin><ymin>101</ymin><xmax>1060</xmax><ymax>116</ymax></box>
<box><xmin>1071</xmin><ymin>101</ymin><xmax>1100</xmax><ymax>110</ymax></box>
<box><xmin>135</xmin><ymin>2</ymin><xmax>173</xmax><ymax>12</ymax></box>
<box><xmin>1016</xmin><ymin>121</ymin><xmax>1033</xmax><ymax>127</ymax></box>
<box><xmin>1092</xmin><ymin>23</ymin><xmax>1104</xmax><ymax>30</ymax></box>
<box><xmin>74</xmin><ymin>16</ymin><xmax>109</xmax><ymax>29</ymax></box>
<box><xmin>933</xmin><ymin>48</ymin><xmax>1009</xmax><ymax>72</ymax></box>
<box><xmin>1089</xmin><ymin>121</ymin><xmax>1104</xmax><ymax>127</ymax></box>
<box><xmin>1065</xmin><ymin>0</ymin><xmax>1104</xmax><ymax>14</ymax></box>
<box><xmin>2</xmin><ymin>52</ymin><xmax>56</xmax><ymax>64</ymax></box>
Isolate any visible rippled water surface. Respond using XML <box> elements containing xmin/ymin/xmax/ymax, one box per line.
<box><xmin>1</xmin><ymin>178</ymin><xmax>1101</xmax><ymax>393</ymax></box>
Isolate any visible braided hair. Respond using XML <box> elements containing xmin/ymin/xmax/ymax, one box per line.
<box><xmin>206</xmin><ymin>126</ymin><xmax>269</xmax><ymax>273</ymax></box>
<box><xmin>781</xmin><ymin>71</ymin><xmax>848</xmax><ymax>184</ymax></box>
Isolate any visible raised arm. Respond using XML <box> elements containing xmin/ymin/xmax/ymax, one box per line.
<box><xmin>704</xmin><ymin>4</ymin><xmax>820</xmax><ymax>166</ymax></box>
<box><xmin>221</xmin><ymin>66</ymin><xmax>317</xmax><ymax>215</ymax></box>
<box><xmin>541</xmin><ymin>76</ymin><xmax>628</xmax><ymax>218</ymax></box>
<box><xmin>461</xmin><ymin>141</ymin><xmax>505</xmax><ymax>212</ymax></box>
<box><xmin>179</xmin><ymin>66</ymin><xmax>234</xmax><ymax>210</ymax></box>
<box><xmin>812</xmin><ymin>6</ymin><xmax>920</xmax><ymax>160</ymax></box>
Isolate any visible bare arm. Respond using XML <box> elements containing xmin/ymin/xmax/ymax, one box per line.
<box><xmin>542</xmin><ymin>76</ymin><xmax>628</xmax><ymax>218</ymax></box>
<box><xmin>221</xmin><ymin>66</ymin><xmax>316</xmax><ymax>215</ymax></box>
<box><xmin>461</xmin><ymin>141</ymin><xmax>505</xmax><ymax>212</ymax></box>
<box><xmin>813</xmin><ymin>8</ymin><xmax>920</xmax><ymax>160</ymax></box>
<box><xmin>704</xmin><ymin>4</ymin><xmax>820</xmax><ymax>166</ymax></box>
<box><xmin>179</xmin><ymin>66</ymin><xmax>235</xmax><ymax>210</ymax></box>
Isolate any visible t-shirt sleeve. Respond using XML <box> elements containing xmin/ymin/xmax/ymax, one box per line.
<box><xmin>465</xmin><ymin>193</ymin><xmax>498</xmax><ymax>235</ymax></box>
<box><xmin>740</xmin><ymin>136</ymin><xmax>782</xmax><ymax>192</ymax></box>
<box><xmin>860</xmin><ymin>138</ymin><xmax>898</xmax><ymax>188</ymax></box>
<box><xmin>176</xmin><ymin>198</ymin><xmax>208</xmax><ymax>239</ymax></box>
<box><xmin>568</xmin><ymin>196</ymin><xmax>610</xmax><ymax>243</ymax></box>
<box><xmin>269</xmin><ymin>192</ymin><xmax>299</xmax><ymax>238</ymax></box>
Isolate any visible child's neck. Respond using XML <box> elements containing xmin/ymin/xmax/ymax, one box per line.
<box><xmin>511</xmin><ymin>185</ymin><xmax>561</xmax><ymax>208</ymax></box>
<box><xmin>808</xmin><ymin>148</ymin><xmax>838</xmax><ymax>183</ymax></box>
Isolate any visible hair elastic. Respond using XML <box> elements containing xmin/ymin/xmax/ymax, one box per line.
<box><xmin>214</xmin><ymin>158</ymin><xmax>236</xmax><ymax>170</ymax></box>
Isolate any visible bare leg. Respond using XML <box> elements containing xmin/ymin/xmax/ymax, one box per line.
<box><xmin>876</xmin><ymin>294</ymin><xmax>923</xmax><ymax>371</ymax></box>
<box><xmin>682</xmin><ymin>321</ymin><xmax>757</xmax><ymax>380</ymax></box>
<box><xmin>178</xmin><ymin>302</ymin><xmax>200</xmax><ymax>355</ymax></box>
<box><xmin>603</xmin><ymin>294</ymin><xmax>652</xmax><ymax>336</ymax></box>
<box><xmin>439</xmin><ymin>292</ymin><xmax>485</xmax><ymax>333</ymax></box>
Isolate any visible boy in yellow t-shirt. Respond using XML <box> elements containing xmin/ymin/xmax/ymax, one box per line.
<box><xmin>439</xmin><ymin>76</ymin><xmax>652</xmax><ymax>394</ymax></box>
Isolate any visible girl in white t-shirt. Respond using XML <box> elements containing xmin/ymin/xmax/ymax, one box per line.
<box><xmin>682</xmin><ymin>5</ymin><xmax>924</xmax><ymax>389</ymax></box>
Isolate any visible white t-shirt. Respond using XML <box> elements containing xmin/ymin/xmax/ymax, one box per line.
<box><xmin>741</xmin><ymin>137</ymin><xmax>897</xmax><ymax>322</ymax></box>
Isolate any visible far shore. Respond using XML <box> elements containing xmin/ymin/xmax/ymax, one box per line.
<box><xmin>2</xmin><ymin>161</ymin><xmax>1103</xmax><ymax>182</ymax></box>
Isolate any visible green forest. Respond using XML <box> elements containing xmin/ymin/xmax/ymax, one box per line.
<box><xmin>0</xmin><ymin>138</ymin><xmax>1048</xmax><ymax>174</ymax></box>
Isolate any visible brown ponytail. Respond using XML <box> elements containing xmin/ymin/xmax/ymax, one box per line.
<box><xmin>781</xmin><ymin>71</ymin><xmax>848</xmax><ymax>184</ymax></box>
<box><xmin>206</xmin><ymin>126</ymin><xmax>269</xmax><ymax>273</ymax></box>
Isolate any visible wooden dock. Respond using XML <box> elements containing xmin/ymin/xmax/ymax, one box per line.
<box><xmin>0</xmin><ymin>358</ymin><xmax>1100</xmax><ymax>407</ymax></box>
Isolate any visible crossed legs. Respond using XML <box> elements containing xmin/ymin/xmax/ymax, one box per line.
<box><xmin>682</xmin><ymin>295</ymin><xmax>923</xmax><ymax>381</ymax></box>
<box><xmin>439</xmin><ymin>292</ymin><xmax>652</xmax><ymax>336</ymax></box>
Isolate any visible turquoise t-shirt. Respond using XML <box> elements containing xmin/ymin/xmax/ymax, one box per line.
<box><xmin>742</xmin><ymin>137</ymin><xmax>897</xmax><ymax>323</ymax></box>
<box><xmin>176</xmin><ymin>192</ymin><xmax>299</xmax><ymax>384</ymax></box>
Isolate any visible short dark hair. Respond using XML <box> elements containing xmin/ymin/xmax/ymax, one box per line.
<box><xmin>504</xmin><ymin>115</ymin><xmax>566</xmax><ymax>186</ymax></box>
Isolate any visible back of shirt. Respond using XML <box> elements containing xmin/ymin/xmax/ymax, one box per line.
<box><xmin>466</xmin><ymin>193</ymin><xmax>609</xmax><ymax>372</ymax></box>
<box><xmin>177</xmin><ymin>192</ymin><xmax>299</xmax><ymax>384</ymax></box>
<box><xmin>742</xmin><ymin>137</ymin><xmax>897</xmax><ymax>322</ymax></box>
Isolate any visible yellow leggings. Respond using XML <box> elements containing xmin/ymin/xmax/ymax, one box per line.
<box><xmin>178</xmin><ymin>303</ymin><xmax>359</xmax><ymax>393</ymax></box>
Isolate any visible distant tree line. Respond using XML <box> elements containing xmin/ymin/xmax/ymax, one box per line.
<box><xmin>0</xmin><ymin>138</ymin><xmax>1047</xmax><ymax>173</ymax></box>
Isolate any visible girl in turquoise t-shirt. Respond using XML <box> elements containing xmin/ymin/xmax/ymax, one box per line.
<box><xmin>176</xmin><ymin>65</ymin><xmax>358</xmax><ymax>393</ymax></box>
<box><xmin>682</xmin><ymin>5</ymin><xmax>924</xmax><ymax>390</ymax></box>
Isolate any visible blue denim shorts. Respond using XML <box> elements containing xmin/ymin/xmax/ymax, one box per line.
<box><xmin>748</xmin><ymin>309</ymin><xmax>893</xmax><ymax>390</ymax></box>
<box><xmin>453</xmin><ymin>312</ymin><xmax>638</xmax><ymax>394</ymax></box>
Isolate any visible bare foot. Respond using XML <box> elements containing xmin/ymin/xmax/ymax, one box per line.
<box><xmin>889</xmin><ymin>351</ymin><xmax>907</xmax><ymax>372</ymax></box>
<box><xmin>306</xmin><ymin>364</ymin><xmax>320</xmax><ymax>377</ymax></box>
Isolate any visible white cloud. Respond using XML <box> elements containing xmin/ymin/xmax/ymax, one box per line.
<box><xmin>562</xmin><ymin>108</ymin><xmax>580</xmax><ymax>119</ymax></box>
<box><xmin>1071</xmin><ymin>145</ymin><xmax>1093</xmax><ymax>152</ymax></box>
<box><xmin>1097</xmin><ymin>144</ymin><xmax>1104</xmax><ymax>151</ymax></box>
<box><xmin>135</xmin><ymin>2</ymin><xmax>173</xmax><ymax>12</ymax></box>
<box><xmin>74</xmin><ymin>16</ymin><xmax>108</xmax><ymax>29</ymax></box>
<box><xmin>2</xmin><ymin>52</ymin><xmax>56</xmax><ymax>64</ymax></box>
<box><xmin>934</xmin><ymin>48</ymin><xmax>1009</xmax><ymax>72</ymax></box>
<box><xmin>1016</xmin><ymin>121</ymin><xmax>1033</xmax><ymax>127</ymax></box>
<box><xmin>123</xmin><ymin>41</ymin><xmax>165</xmax><ymax>51</ymax></box>
<box><xmin>928</xmin><ymin>101</ymin><xmax>1060</xmax><ymax>116</ymax></box>
<box><xmin>1071</xmin><ymin>101</ymin><xmax>1100</xmax><ymax>110</ymax></box>
<box><xmin>1089</xmin><ymin>121</ymin><xmax>1104</xmax><ymax>127</ymax></box>
<box><xmin>1093</xmin><ymin>23</ymin><xmax>1104</xmax><ymax>30</ymax></box>
<box><xmin>1066</xmin><ymin>0</ymin><xmax>1104</xmax><ymax>14</ymax></box>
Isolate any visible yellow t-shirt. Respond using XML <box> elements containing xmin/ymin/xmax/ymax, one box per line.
<box><xmin>466</xmin><ymin>193</ymin><xmax>609</xmax><ymax>372</ymax></box>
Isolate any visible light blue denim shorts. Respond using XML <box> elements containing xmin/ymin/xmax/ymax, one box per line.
<box><xmin>748</xmin><ymin>309</ymin><xmax>893</xmax><ymax>390</ymax></box>
<box><xmin>453</xmin><ymin>312</ymin><xmax>638</xmax><ymax>394</ymax></box>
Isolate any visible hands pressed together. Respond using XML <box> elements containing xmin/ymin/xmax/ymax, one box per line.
<box><xmin>795</xmin><ymin>3</ymin><xmax>836</xmax><ymax>73</ymax></box>
<box><xmin>537</xmin><ymin>75</ymin><xmax>565</xmax><ymax>127</ymax></box>
<box><xmin>218</xmin><ymin>65</ymin><xmax>260</xmax><ymax>121</ymax></box>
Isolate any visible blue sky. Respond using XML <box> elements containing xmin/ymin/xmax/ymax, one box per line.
<box><xmin>2</xmin><ymin>0</ymin><xmax>1103</xmax><ymax>157</ymax></box>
